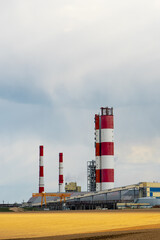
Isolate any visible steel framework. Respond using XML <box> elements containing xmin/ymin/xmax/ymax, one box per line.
<box><xmin>87</xmin><ymin>160</ymin><xmax>96</xmax><ymax>192</ymax></box>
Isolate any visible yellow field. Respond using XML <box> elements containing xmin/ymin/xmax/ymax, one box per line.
<box><xmin>0</xmin><ymin>210</ymin><xmax>160</xmax><ymax>239</ymax></box>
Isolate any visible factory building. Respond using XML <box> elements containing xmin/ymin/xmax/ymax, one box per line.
<box><xmin>28</xmin><ymin>182</ymin><xmax>160</xmax><ymax>209</ymax></box>
<box><xmin>64</xmin><ymin>182</ymin><xmax>160</xmax><ymax>210</ymax></box>
<box><xmin>65</xmin><ymin>182</ymin><xmax>81</xmax><ymax>192</ymax></box>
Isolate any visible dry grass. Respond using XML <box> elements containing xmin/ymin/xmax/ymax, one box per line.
<box><xmin>0</xmin><ymin>210</ymin><xmax>160</xmax><ymax>239</ymax></box>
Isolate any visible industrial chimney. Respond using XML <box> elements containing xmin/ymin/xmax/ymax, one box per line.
<box><xmin>39</xmin><ymin>145</ymin><xmax>44</xmax><ymax>193</ymax></box>
<box><xmin>95</xmin><ymin>114</ymin><xmax>101</xmax><ymax>191</ymax></box>
<box><xmin>59</xmin><ymin>153</ymin><xmax>64</xmax><ymax>192</ymax></box>
<box><xmin>95</xmin><ymin>107</ymin><xmax>114</xmax><ymax>191</ymax></box>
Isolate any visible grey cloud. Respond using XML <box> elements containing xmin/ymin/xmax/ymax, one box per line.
<box><xmin>0</xmin><ymin>83</ymin><xmax>51</xmax><ymax>105</ymax></box>
<box><xmin>0</xmin><ymin>0</ymin><xmax>160</xmax><ymax>202</ymax></box>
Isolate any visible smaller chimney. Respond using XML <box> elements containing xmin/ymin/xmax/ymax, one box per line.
<box><xmin>59</xmin><ymin>153</ymin><xmax>64</xmax><ymax>192</ymax></box>
<box><xmin>39</xmin><ymin>145</ymin><xmax>44</xmax><ymax>193</ymax></box>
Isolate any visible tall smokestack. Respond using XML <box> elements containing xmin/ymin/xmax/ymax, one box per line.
<box><xmin>95</xmin><ymin>114</ymin><xmax>101</xmax><ymax>191</ymax></box>
<box><xmin>95</xmin><ymin>107</ymin><xmax>114</xmax><ymax>191</ymax></box>
<box><xmin>100</xmin><ymin>107</ymin><xmax>114</xmax><ymax>190</ymax></box>
<box><xmin>39</xmin><ymin>145</ymin><xmax>44</xmax><ymax>193</ymax></box>
<box><xmin>59</xmin><ymin>153</ymin><xmax>64</xmax><ymax>192</ymax></box>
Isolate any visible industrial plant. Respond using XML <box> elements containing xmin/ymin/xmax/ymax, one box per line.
<box><xmin>27</xmin><ymin>107</ymin><xmax>160</xmax><ymax>210</ymax></box>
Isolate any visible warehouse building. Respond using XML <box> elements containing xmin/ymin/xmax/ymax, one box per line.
<box><xmin>28</xmin><ymin>182</ymin><xmax>160</xmax><ymax>209</ymax></box>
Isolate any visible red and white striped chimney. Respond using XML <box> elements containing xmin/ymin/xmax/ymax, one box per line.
<box><xmin>59</xmin><ymin>153</ymin><xmax>64</xmax><ymax>192</ymax></box>
<box><xmin>100</xmin><ymin>107</ymin><xmax>114</xmax><ymax>190</ymax></box>
<box><xmin>95</xmin><ymin>114</ymin><xmax>101</xmax><ymax>191</ymax></box>
<box><xmin>39</xmin><ymin>145</ymin><xmax>44</xmax><ymax>193</ymax></box>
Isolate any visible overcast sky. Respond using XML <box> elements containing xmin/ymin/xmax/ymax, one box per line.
<box><xmin>0</xmin><ymin>0</ymin><xmax>160</xmax><ymax>203</ymax></box>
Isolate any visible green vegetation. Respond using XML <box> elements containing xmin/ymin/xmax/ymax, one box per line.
<box><xmin>0</xmin><ymin>207</ymin><xmax>13</xmax><ymax>212</ymax></box>
<box><xmin>23</xmin><ymin>206</ymin><xmax>42</xmax><ymax>211</ymax></box>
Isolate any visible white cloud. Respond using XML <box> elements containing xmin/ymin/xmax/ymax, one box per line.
<box><xmin>117</xmin><ymin>138</ymin><xmax>160</xmax><ymax>164</ymax></box>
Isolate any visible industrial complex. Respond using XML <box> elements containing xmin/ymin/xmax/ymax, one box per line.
<box><xmin>27</xmin><ymin>107</ymin><xmax>160</xmax><ymax>209</ymax></box>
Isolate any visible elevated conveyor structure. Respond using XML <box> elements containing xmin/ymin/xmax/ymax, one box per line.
<box><xmin>28</xmin><ymin>182</ymin><xmax>160</xmax><ymax>210</ymax></box>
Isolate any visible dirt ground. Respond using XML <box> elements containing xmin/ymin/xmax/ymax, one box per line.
<box><xmin>9</xmin><ymin>207</ymin><xmax>24</xmax><ymax>212</ymax></box>
<box><xmin>5</xmin><ymin>228</ymin><xmax>160</xmax><ymax>240</ymax></box>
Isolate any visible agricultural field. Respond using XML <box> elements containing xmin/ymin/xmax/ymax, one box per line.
<box><xmin>0</xmin><ymin>209</ymin><xmax>160</xmax><ymax>239</ymax></box>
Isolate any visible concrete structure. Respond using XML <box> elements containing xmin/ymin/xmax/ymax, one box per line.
<box><xmin>39</xmin><ymin>145</ymin><xmax>44</xmax><ymax>193</ymax></box>
<box><xmin>65</xmin><ymin>182</ymin><xmax>81</xmax><ymax>192</ymax></box>
<box><xmin>59</xmin><ymin>153</ymin><xmax>64</xmax><ymax>193</ymax></box>
<box><xmin>95</xmin><ymin>107</ymin><xmax>114</xmax><ymax>191</ymax></box>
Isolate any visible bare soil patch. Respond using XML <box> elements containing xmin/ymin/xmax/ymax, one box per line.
<box><xmin>4</xmin><ymin>228</ymin><xmax>160</xmax><ymax>240</ymax></box>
